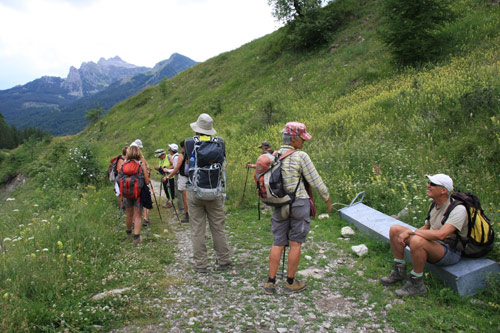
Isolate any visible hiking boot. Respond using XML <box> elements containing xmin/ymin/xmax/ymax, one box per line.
<box><xmin>133</xmin><ymin>237</ymin><xmax>142</xmax><ymax>245</ymax></box>
<box><xmin>216</xmin><ymin>263</ymin><xmax>232</xmax><ymax>271</ymax></box>
<box><xmin>142</xmin><ymin>219</ymin><xmax>150</xmax><ymax>226</ymax></box>
<box><xmin>126</xmin><ymin>231</ymin><xmax>133</xmax><ymax>240</ymax></box>
<box><xmin>162</xmin><ymin>201</ymin><xmax>172</xmax><ymax>208</ymax></box>
<box><xmin>380</xmin><ymin>262</ymin><xmax>407</xmax><ymax>286</ymax></box>
<box><xmin>263</xmin><ymin>282</ymin><xmax>277</xmax><ymax>295</ymax></box>
<box><xmin>395</xmin><ymin>275</ymin><xmax>428</xmax><ymax>297</ymax></box>
<box><xmin>196</xmin><ymin>267</ymin><xmax>208</xmax><ymax>274</ymax></box>
<box><xmin>284</xmin><ymin>279</ymin><xmax>306</xmax><ymax>294</ymax></box>
<box><xmin>181</xmin><ymin>213</ymin><xmax>189</xmax><ymax>223</ymax></box>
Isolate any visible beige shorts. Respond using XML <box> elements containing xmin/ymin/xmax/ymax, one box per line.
<box><xmin>178</xmin><ymin>175</ymin><xmax>189</xmax><ymax>191</ymax></box>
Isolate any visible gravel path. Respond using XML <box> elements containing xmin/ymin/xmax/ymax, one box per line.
<box><xmin>118</xmin><ymin>182</ymin><xmax>397</xmax><ymax>332</ymax></box>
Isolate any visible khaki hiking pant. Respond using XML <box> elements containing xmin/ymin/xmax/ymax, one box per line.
<box><xmin>187</xmin><ymin>191</ymin><xmax>231</xmax><ymax>269</ymax></box>
<box><xmin>174</xmin><ymin>174</ymin><xmax>184</xmax><ymax>211</ymax></box>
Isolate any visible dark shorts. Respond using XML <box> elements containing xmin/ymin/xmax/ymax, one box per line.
<box><xmin>271</xmin><ymin>199</ymin><xmax>311</xmax><ymax>246</ymax></box>
<box><xmin>123</xmin><ymin>197</ymin><xmax>141</xmax><ymax>208</ymax></box>
<box><xmin>434</xmin><ymin>243</ymin><xmax>461</xmax><ymax>266</ymax></box>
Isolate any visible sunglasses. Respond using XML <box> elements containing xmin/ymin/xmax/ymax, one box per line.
<box><xmin>428</xmin><ymin>181</ymin><xmax>443</xmax><ymax>187</ymax></box>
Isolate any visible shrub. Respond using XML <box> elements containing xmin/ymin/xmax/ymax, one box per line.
<box><xmin>286</xmin><ymin>0</ymin><xmax>356</xmax><ymax>50</ymax></box>
<box><xmin>378</xmin><ymin>0</ymin><xmax>455</xmax><ymax>66</ymax></box>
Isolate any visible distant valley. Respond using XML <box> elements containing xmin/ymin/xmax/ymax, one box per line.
<box><xmin>0</xmin><ymin>53</ymin><xmax>197</xmax><ymax>135</ymax></box>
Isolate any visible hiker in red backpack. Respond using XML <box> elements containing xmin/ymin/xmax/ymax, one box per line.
<box><xmin>132</xmin><ymin>139</ymin><xmax>153</xmax><ymax>226</ymax></box>
<box><xmin>264</xmin><ymin>122</ymin><xmax>332</xmax><ymax>295</ymax></box>
<box><xmin>381</xmin><ymin>174</ymin><xmax>468</xmax><ymax>297</ymax></box>
<box><xmin>247</xmin><ymin>141</ymin><xmax>274</xmax><ymax>169</ymax></box>
<box><xmin>117</xmin><ymin>144</ymin><xmax>151</xmax><ymax>245</ymax></box>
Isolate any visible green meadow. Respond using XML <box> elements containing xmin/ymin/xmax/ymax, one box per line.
<box><xmin>1</xmin><ymin>0</ymin><xmax>500</xmax><ymax>331</ymax></box>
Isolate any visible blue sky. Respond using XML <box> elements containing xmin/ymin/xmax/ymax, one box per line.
<box><xmin>0</xmin><ymin>0</ymin><xmax>279</xmax><ymax>89</ymax></box>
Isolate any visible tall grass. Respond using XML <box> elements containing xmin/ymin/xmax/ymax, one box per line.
<box><xmin>0</xmin><ymin>142</ymin><xmax>175</xmax><ymax>331</ymax></box>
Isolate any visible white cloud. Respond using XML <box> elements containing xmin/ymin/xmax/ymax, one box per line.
<box><xmin>0</xmin><ymin>0</ymin><xmax>279</xmax><ymax>89</ymax></box>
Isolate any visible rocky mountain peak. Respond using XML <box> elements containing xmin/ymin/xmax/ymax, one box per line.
<box><xmin>97</xmin><ymin>56</ymin><xmax>136</xmax><ymax>69</ymax></box>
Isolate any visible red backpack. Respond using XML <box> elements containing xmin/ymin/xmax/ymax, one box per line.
<box><xmin>117</xmin><ymin>160</ymin><xmax>144</xmax><ymax>199</ymax></box>
<box><xmin>254</xmin><ymin>150</ymin><xmax>301</xmax><ymax>207</ymax></box>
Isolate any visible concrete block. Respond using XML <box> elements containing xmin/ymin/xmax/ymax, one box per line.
<box><xmin>339</xmin><ymin>203</ymin><xmax>500</xmax><ymax>296</ymax></box>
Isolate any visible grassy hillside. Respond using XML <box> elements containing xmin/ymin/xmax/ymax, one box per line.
<box><xmin>1</xmin><ymin>0</ymin><xmax>500</xmax><ymax>330</ymax></box>
<box><xmin>85</xmin><ymin>0</ymin><xmax>500</xmax><ymax>221</ymax></box>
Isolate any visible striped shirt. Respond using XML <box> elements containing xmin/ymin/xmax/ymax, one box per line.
<box><xmin>278</xmin><ymin>145</ymin><xmax>329</xmax><ymax>201</ymax></box>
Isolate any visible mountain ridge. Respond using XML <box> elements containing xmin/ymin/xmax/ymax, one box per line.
<box><xmin>0</xmin><ymin>53</ymin><xmax>197</xmax><ymax>135</ymax></box>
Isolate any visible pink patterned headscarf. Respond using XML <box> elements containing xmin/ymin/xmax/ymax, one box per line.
<box><xmin>281</xmin><ymin>122</ymin><xmax>312</xmax><ymax>141</ymax></box>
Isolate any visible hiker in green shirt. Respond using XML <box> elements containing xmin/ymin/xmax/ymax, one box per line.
<box><xmin>154</xmin><ymin>148</ymin><xmax>175</xmax><ymax>208</ymax></box>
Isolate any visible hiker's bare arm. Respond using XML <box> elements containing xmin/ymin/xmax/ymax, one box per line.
<box><xmin>167</xmin><ymin>155</ymin><xmax>184</xmax><ymax>179</ymax></box>
<box><xmin>142</xmin><ymin>164</ymin><xmax>151</xmax><ymax>185</ymax></box>
<box><xmin>325</xmin><ymin>196</ymin><xmax>332</xmax><ymax>213</ymax></box>
<box><xmin>413</xmin><ymin>224</ymin><xmax>456</xmax><ymax>241</ymax></box>
<box><xmin>117</xmin><ymin>159</ymin><xmax>124</xmax><ymax>171</ymax></box>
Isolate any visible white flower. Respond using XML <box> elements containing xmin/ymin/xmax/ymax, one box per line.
<box><xmin>3</xmin><ymin>238</ymin><xmax>12</xmax><ymax>242</ymax></box>
<box><xmin>6</xmin><ymin>198</ymin><xmax>15</xmax><ymax>201</ymax></box>
<box><xmin>13</xmin><ymin>209</ymin><xmax>19</xmax><ymax>212</ymax></box>
<box><xmin>28</xmin><ymin>237</ymin><xmax>34</xmax><ymax>241</ymax></box>
<box><xmin>42</xmin><ymin>248</ymin><xmax>49</xmax><ymax>252</ymax></box>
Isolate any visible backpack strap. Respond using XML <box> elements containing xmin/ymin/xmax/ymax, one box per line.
<box><xmin>278</xmin><ymin>149</ymin><xmax>296</xmax><ymax>161</ymax></box>
<box><xmin>437</xmin><ymin>197</ymin><xmax>468</xmax><ymax>251</ymax></box>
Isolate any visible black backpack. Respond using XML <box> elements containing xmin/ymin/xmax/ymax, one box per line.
<box><xmin>428</xmin><ymin>192</ymin><xmax>495</xmax><ymax>258</ymax></box>
<box><xmin>188</xmin><ymin>136</ymin><xmax>226</xmax><ymax>200</ymax></box>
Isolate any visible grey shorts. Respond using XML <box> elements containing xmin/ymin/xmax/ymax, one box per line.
<box><xmin>434</xmin><ymin>243</ymin><xmax>461</xmax><ymax>266</ymax></box>
<box><xmin>271</xmin><ymin>199</ymin><xmax>311</xmax><ymax>246</ymax></box>
<box><xmin>123</xmin><ymin>197</ymin><xmax>141</xmax><ymax>208</ymax></box>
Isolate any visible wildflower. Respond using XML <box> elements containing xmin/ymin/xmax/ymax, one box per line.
<box><xmin>31</xmin><ymin>253</ymin><xmax>36</xmax><ymax>259</ymax></box>
<box><xmin>41</xmin><ymin>219</ymin><xmax>48</xmax><ymax>223</ymax></box>
<box><xmin>13</xmin><ymin>209</ymin><xmax>19</xmax><ymax>212</ymax></box>
<box><xmin>6</xmin><ymin>198</ymin><xmax>15</xmax><ymax>201</ymax></box>
<box><xmin>66</xmin><ymin>254</ymin><xmax>72</xmax><ymax>260</ymax></box>
<box><xmin>3</xmin><ymin>293</ymin><xmax>8</xmax><ymax>299</ymax></box>
<box><xmin>57</xmin><ymin>241</ymin><xmax>63</xmax><ymax>249</ymax></box>
<box><xmin>3</xmin><ymin>238</ymin><xmax>11</xmax><ymax>242</ymax></box>
<box><xmin>42</xmin><ymin>248</ymin><xmax>49</xmax><ymax>252</ymax></box>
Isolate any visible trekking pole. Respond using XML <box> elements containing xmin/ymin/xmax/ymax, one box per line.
<box><xmin>258</xmin><ymin>200</ymin><xmax>261</xmax><ymax>220</ymax></box>
<box><xmin>278</xmin><ymin>245</ymin><xmax>288</xmax><ymax>280</ymax></box>
<box><xmin>241</xmin><ymin>164</ymin><xmax>250</xmax><ymax>203</ymax></box>
<box><xmin>149</xmin><ymin>183</ymin><xmax>163</xmax><ymax>224</ymax></box>
<box><xmin>171</xmin><ymin>200</ymin><xmax>181</xmax><ymax>224</ymax></box>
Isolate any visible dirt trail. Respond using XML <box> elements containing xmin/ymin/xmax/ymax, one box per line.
<box><xmin>116</xmin><ymin>183</ymin><xmax>397</xmax><ymax>332</ymax></box>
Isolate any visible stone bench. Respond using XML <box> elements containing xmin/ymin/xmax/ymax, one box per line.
<box><xmin>339</xmin><ymin>202</ymin><xmax>500</xmax><ymax>296</ymax></box>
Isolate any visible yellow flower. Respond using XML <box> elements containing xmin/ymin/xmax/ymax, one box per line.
<box><xmin>66</xmin><ymin>254</ymin><xmax>71</xmax><ymax>260</ymax></box>
<box><xmin>3</xmin><ymin>293</ymin><xmax>8</xmax><ymax>300</ymax></box>
<box><xmin>31</xmin><ymin>253</ymin><xmax>36</xmax><ymax>259</ymax></box>
<box><xmin>57</xmin><ymin>241</ymin><xmax>63</xmax><ymax>249</ymax></box>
